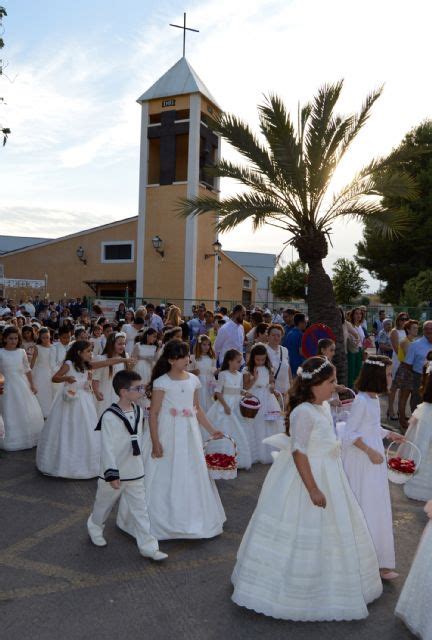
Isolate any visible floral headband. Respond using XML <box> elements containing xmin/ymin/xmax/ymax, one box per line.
<box><xmin>364</xmin><ymin>359</ymin><xmax>385</xmax><ymax>367</ymax></box>
<box><xmin>297</xmin><ymin>359</ymin><xmax>331</xmax><ymax>380</ymax></box>
<box><xmin>115</xmin><ymin>332</ymin><xmax>126</xmax><ymax>339</ymax></box>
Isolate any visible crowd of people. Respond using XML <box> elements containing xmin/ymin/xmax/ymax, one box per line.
<box><xmin>0</xmin><ymin>295</ymin><xmax>431</xmax><ymax>635</ymax></box>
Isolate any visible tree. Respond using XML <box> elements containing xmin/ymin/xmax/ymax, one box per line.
<box><xmin>356</xmin><ymin>121</ymin><xmax>432</xmax><ymax>302</ymax></box>
<box><xmin>401</xmin><ymin>269</ymin><xmax>432</xmax><ymax>307</ymax></box>
<box><xmin>179</xmin><ymin>83</ymin><xmax>417</xmax><ymax>382</ymax></box>
<box><xmin>270</xmin><ymin>260</ymin><xmax>308</xmax><ymax>300</ymax></box>
<box><xmin>332</xmin><ymin>258</ymin><xmax>367</xmax><ymax>304</ymax></box>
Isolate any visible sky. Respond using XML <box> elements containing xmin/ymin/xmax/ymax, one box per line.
<box><xmin>1</xmin><ymin>0</ymin><xmax>431</xmax><ymax>291</ymax></box>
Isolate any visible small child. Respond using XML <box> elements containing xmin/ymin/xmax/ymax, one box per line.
<box><xmin>92</xmin><ymin>332</ymin><xmax>135</xmax><ymax>418</ymax></box>
<box><xmin>402</xmin><ymin>358</ymin><xmax>432</xmax><ymax>501</ymax></box>
<box><xmin>232</xmin><ymin>356</ymin><xmax>382</xmax><ymax>620</ymax></box>
<box><xmin>189</xmin><ymin>335</ymin><xmax>217</xmax><ymax>412</ymax></box>
<box><xmin>50</xmin><ymin>325</ymin><xmax>72</xmax><ymax>399</ymax></box>
<box><xmin>32</xmin><ymin>327</ymin><xmax>54</xmax><ymax>418</ymax></box>
<box><xmin>342</xmin><ymin>355</ymin><xmax>405</xmax><ymax>580</ymax></box>
<box><xmin>131</xmin><ymin>328</ymin><xmax>159</xmax><ymax>387</ymax></box>
<box><xmin>206</xmin><ymin>349</ymin><xmax>252</xmax><ymax>469</ymax></box>
<box><xmin>395</xmin><ymin>499</ymin><xmax>432</xmax><ymax>638</ymax></box>
<box><xmin>87</xmin><ymin>370</ymin><xmax>167</xmax><ymax>561</ymax></box>
<box><xmin>243</xmin><ymin>343</ymin><xmax>284</xmax><ymax>464</ymax></box>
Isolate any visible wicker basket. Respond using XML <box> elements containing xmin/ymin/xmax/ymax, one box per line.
<box><xmin>264</xmin><ymin>390</ymin><xmax>285</xmax><ymax>421</ymax></box>
<box><xmin>240</xmin><ymin>395</ymin><xmax>261</xmax><ymax>419</ymax></box>
<box><xmin>204</xmin><ymin>434</ymin><xmax>238</xmax><ymax>480</ymax></box>
<box><xmin>386</xmin><ymin>440</ymin><xmax>421</xmax><ymax>485</ymax></box>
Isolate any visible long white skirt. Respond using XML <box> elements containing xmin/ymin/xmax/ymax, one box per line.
<box><xmin>0</xmin><ymin>373</ymin><xmax>44</xmax><ymax>451</ymax></box>
<box><xmin>403</xmin><ymin>418</ymin><xmax>432</xmax><ymax>502</ymax></box>
<box><xmin>395</xmin><ymin>520</ymin><xmax>432</xmax><ymax>639</ymax></box>
<box><xmin>245</xmin><ymin>388</ymin><xmax>284</xmax><ymax>464</ymax></box>
<box><xmin>206</xmin><ymin>397</ymin><xmax>252</xmax><ymax>469</ymax></box>
<box><xmin>33</xmin><ymin>362</ymin><xmax>54</xmax><ymax>418</ymax></box>
<box><xmin>36</xmin><ymin>389</ymin><xmax>100</xmax><ymax>479</ymax></box>
<box><xmin>232</xmin><ymin>446</ymin><xmax>382</xmax><ymax>621</ymax></box>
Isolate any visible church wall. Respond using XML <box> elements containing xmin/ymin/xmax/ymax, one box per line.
<box><xmin>148</xmin><ymin>94</ymin><xmax>190</xmax><ymax>115</ymax></box>
<box><xmin>0</xmin><ymin>220</ymin><xmax>137</xmax><ymax>300</ymax></box>
<box><xmin>218</xmin><ymin>254</ymin><xmax>257</xmax><ymax>304</ymax></box>
<box><xmin>194</xmin><ymin>185</ymin><xmax>217</xmax><ymax>302</ymax></box>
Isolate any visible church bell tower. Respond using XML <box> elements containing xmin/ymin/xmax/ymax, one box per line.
<box><xmin>135</xmin><ymin>56</ymin><xmax>221</xmax><ymax>307</ymax></box>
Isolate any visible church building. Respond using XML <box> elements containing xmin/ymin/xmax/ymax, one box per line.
<box><xmin>0</xmin><ymin>57</ymin><xmax>259</xmax><ymax>308</ymax></box>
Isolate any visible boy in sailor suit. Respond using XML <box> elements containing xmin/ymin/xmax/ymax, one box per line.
<box><xmin>87</xmin><ymin>370</ymin><xmax>167</xmax><ymax>561</ymax></box>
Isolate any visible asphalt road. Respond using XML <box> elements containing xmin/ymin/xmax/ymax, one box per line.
<box><xmin>0</xmin><ymin>446</ymin><xmax>424</xmax><ymax>640</ymax></box>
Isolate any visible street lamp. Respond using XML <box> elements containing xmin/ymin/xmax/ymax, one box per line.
<box><xmin>205</xmin><ymin>239</ymin><xmax>222</xmax><ymax>260</ymax></box>
<box><xmin>151</xmin><ymin>235</ymin><xmax>165</xmax><ymax>258</ymax></box>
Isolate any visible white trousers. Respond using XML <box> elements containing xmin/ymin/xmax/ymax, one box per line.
<box><xmin>89</xmin><ymin>478</ymin><xmax>159</xmax><ymax>555</ymax></box>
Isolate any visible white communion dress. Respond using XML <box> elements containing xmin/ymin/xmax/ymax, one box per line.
<box><xmin>50</xmin><ymin>341</ymin><xmax>69</xmax><ymax>397</ymax></box>
<box><xmin>342</xmin><ymin>392</ymin><xmax>395</xmax><ymax>569</ymax></box>
<box><xmin>36</xmin><ymin>361</ymin><xmax>100</xmax><ymax>478</ymax></box>
<box><xmin>395</xmin><ymin>510</ymin><xmax>432</xmax><ymax>639</ymax></box>
<box><xmin>0</xmin><ymin>348</ymin><xmax>44</xmax><ymax>451</ymax></box>
<box><xmin>206</xmin><ymin>370</ymin><xmax>252</xmax><ymax>469</ymax></box>
<box><xmin>117</xmin><ymin>372</ymin><xmax>226</xmax><ymax>540</ymax></box>
<box><xmin>189</xmin><ymin>355</ymin><xmax>217</xmax><ymax>412</ymax></box>
<box><xmin>402</xmin><ymin>402</ymin><xmax>432</xmax><ymax>501</ymax></box>
<box><xmin>244</xmin><ymin>366</ymin><xmax>284</xmax><ymax>464</ymax></box>
<box><xmin>33</xmin><ymin>345</ymin><xmax>54</xmax><ymax>418</ymax></box>
<box><xmin>92</xmin><ymin>355</ymin><xmax>127</xmax><ymax>419</ymax></box>
<box><xmin>133</xmin><ymin>344</ymin><xmax>157</xmax><ymax>386</ymax></box>
<box><xmin>231</xmin><ymin>402</ymin><xmax>382</xmax><ymax>621</ymax></box>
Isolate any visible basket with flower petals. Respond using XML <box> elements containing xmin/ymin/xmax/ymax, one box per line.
<box><xmin>239</xmin><ymin>395</ymin><xmax>261</xmax><ymax>419</ymax></box>
<box><xmin>204</xmin><ymin>435</ymin><xmax>238</xmax><ymax>480</ymax></box>
<box><xmin>386</xmin><ymin>440</ymin><xmax>421</xmax><ymax>485</ymax></box>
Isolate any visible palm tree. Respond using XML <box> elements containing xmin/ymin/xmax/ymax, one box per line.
<box><xmin>179</xmin><ymin>81</ymin><xmax>417</xmax><ymax>381</ymax></box>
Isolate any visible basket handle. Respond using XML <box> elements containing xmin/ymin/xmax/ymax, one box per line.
<box><xmin>240</xmin><ymin>394</ymin><xmax>260</xmax><ymax>405</ymax></box>
<box><xmin>203</xmin><ymin>433</ymin><xmax>238</xmax><ymax>458</ymax></box>
<box><xmin>386</xmin><ymin>439</ymin><xmax>422</xmax><ymax>468</ymax></box>
<box><xmin>272</xmin><ymin>389</ymin><xmax>285</xmax><ymax>412</ymax></box>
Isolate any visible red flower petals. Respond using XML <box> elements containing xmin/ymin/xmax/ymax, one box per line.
<box><xmin>205</xmin><ymin>452</ymin><xmax>237</xmax><ymax>470</ymax></box>
<box><xmin>388</xmin><ymin>456</ymin><xmax>416</xmax><ymax>474</ymax></box>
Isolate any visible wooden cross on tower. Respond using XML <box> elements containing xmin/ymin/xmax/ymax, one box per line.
<box><xmin>169</xmin><ymin>12</ymin><xmax>199</xmax><ymax>57</ymax></box>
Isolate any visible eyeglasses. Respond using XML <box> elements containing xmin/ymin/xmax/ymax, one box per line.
<box><xmin>128</xmin><ymin>385</ymin><xmax>146</xmax><ymax>392</ymax></box>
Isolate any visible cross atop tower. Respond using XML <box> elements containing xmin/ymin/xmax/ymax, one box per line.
<box><xmin>169</xmin><ymin>12</ymin><xmax>199</xmax><ymax>57</ymax></box>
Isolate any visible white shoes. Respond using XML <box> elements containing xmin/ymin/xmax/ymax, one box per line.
<box><xmin>140</xmin><ymin>549</ymin><xmax>168</xmax><ymax>561</ymax></box>
<box><xmin>87</xmin><ymin>516</ymin><xmax>107</xmax><ymax>547</ymax></box>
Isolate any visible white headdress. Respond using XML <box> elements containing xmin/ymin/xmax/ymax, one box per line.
<box><xmin>364</xmin><ymin>359</ymin><xmax>385</xmax><ymax>367</ymax></box>
<box><xmin>297</xmin><ymin>358</ymin><xmax>331</xmax><ymax>380</ymax></box>
<box><xmin>115</xmin><ymin>331</ymin><xmax>126</xmax><ymax>339</ymax></box>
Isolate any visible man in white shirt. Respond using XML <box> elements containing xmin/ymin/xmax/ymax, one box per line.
<box><xmin>145</xmin><ymin>304</ymin><xmax>164</xmax><ymax>333</ymax></box>
<box><xmin>214</xmin><ymin>305</ymin><xmax>246</xmax><ymax>365</ymax></box>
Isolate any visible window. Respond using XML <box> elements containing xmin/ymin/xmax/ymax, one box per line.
<box><xmin>101</xmin><ymin>241</ymin><xmax>134</xmax><ymax>263</ymax></box>
<box><xmin>242</xmin><ymin>278</ymin><xmax>252</xmax><ymax>290</ymax></box>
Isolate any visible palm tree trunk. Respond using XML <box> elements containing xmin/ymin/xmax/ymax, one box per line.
<box><xmin>307</xmin><ymin>259</ymin><xmax>347</xmax><ymax>385</ymax></box>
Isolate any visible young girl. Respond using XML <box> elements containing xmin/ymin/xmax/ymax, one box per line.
<box><xmin>36</xmin><ymin>340</ymin><xmax>100</xmax><ymax>478</ymax></box>
<box><xmin>189</xmin><ymin>335</ymin><xmax>217</xmax><ymax>412</ymax></box>
<box><xmin>401</xmin><ymin>358</ymin><xmax>432</xmax><ymax>501</ymax></box>
<box><xmin>131</xmin><ymin>328</ymin><xmax>159</xmax><ymax>387</ymax></box>
<box><xmin>0</xmin><ymin>326</ymin><xmax>44</xmax><ymax>451</ymax></box>
<box><xmin>342</xmin><ymin>355</ymin><xmax>405</xmax><ymax>580</ymax></box>
<box><xmin>32</xmin><ymin>327</ymin><xmax>54</xmax><ymax>418</ymax></box>
<box><xmin>395</xmin><ymin>499</ymin><xmax>432</xmax><ymax>638</ymax></box>
<box><xmin>206</xmin><ymin>349</ymin><xmax>252</xmax><ymax>470</ymax></box>
<box><xmin>231</xmin><ymin>356</ymin><xmax>382</xmax><ymax>620</ymax></box>
<box><xmin>116</xmin><ymin>340</ymin><xmax>226</xmax><ymax>540</ymax></box>
<box><xmin>50</xmin><ymin>325</ymin><xmax>72</xmax><ymax>397</ymax></box>
<box><xmin>92</xmin><ymin>333</ymin><xmax>135</xmax><ymax>418</ymax></box>
<box><xmin>243</xmin><ymin>343</ymin><xmax>284</xmax><ymax>464</ymax></box>
<box><xmin>21</xmin><ymin>324</ymin><xmax>37</xmax><ymax>368</ymax></box>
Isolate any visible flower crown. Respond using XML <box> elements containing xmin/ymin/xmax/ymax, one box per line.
<box><xmin>297</xmin><ymin>359</ymin><xmax>331</xmax><ymax>380</ymax></box>
<box><xmin>364</xmin><ymin>359</ymin><xmax>385</xmax><ymax>367</ymax></box>
<box><xmin>115</xmin><ymin>331</ymin><xmax>126</xmax><ymax>339</ymax></box>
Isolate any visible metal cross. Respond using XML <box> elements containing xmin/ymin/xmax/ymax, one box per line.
<box><xmin>169</xmin><ymin>12</ymin><xmax>199</xmax><ymax>57</ymax></box>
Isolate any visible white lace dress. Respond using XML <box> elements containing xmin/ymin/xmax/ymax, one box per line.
<box><xmin>0</xmin><ymin>348</ymin><xmax>44</xmax><ymax>450</ymax></box>
<box><xmin>402</xmin><ymin>402</ymin><xmax>432</xmax><ymax>501</ymax></box>
<box><xmin>92</xmin><ymin>355</ymin><xmax>127</xmax><ymax>418</ymax></box>
<box><xmin>231</xmin><ymin>402</ymin><xmax>382</xmax><ymax>621</ymax></box>
<box><xmin>206</xmin><ymin>370</ymin><xmax>252</xmax><ymax>469</ymax></box>
<box><xmin>36</xmin><ymin>360</ymin><xmax>100</xmax><ymax>478</ymax></box>
<box><xmin>133</xmin><ymin>344</ymin><xmax>157</xmax><ymax>386</ymax></box>
<box><xmin>189</xmin><ymin>355</ymin><xmax>217</xmax><ymax>412</ymax></box>
<box><xmin>395</xmin><ymin>516</ymin><xmax>432</xmax><ymax>639</ymax></box>
<box><xmin>244</xmin><ymin>366</ymin><xmax>284</xmax><ymax>464</ymax></box>
<box><xmin>117</xmin><ymin>372</ymin><xmax>226</xmax><ymax>540</ymax></box>
<box><xmin>342</xmin><ymin>392</ymin><xmax>395</xmax><ymax>569</ymax></box>
<box><xmin>33</xmin><ymin>345</ymin><xmax>55</xmax><ymax>418</ymax></box>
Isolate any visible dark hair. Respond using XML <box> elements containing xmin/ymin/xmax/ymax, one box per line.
<box><xmin>102</xmin><ymin>332</ymin><xmax>126</xmax><ymax>377</ymax></box>
<box><xmin>355</xmin><ymin>355</ymin><xmax>392</xmax><ymax>393</ymax></box>
<box><xmin>65</xmin><ymin>340</ymin><xmax>91</xmax><ymax>372</ymax></box>
<box><xmin>74</xmin><ymin>327</ymin><xmax>87</xmax><ymax>340</ymax></box>
<box><xmin>255</xmin><ymin>322</ymin><xmax>269</xmax><ymax>337</ymax></box>
<box><xmin>220</xmin><ymin>349</ymin><xmax>242</xmax><ymax>371</ymax></box>
<box><xmin>163</xmin><ymin>327</ymin><xmax>182</xmax><ymax>343</ymax></box>
<box><xmin>317</xmin><ymin>338</ymin><xmax>335</xmax><ymax>355</ymax></box>
<box><xmin>113</xmin><ymin>369</ymin><xmax>141</xmax><ymax>396</ymax></box>
<box><xmin>232</xmin><ymin>304</ymin><xmax>244</xmax><ymax>314</ymax></box>
<box><xmin>2</xmin><ymin>325</ymin><xmax>22</xmax><ymax>348</ymax></box>
<box><xmin>194</xmin><ymin>334</ymin><xmax>216</xmax><ymax>360</ymax></box>
<box><xmin>284</xmin><ymin>308</ymin><xmax>296</xmax><ymax>315</ymax></box>
<box><xmin>148</xmin><ymin>340</ymin><xmax>189</xmax><ymax>394</ymax></box>
<box><xmin>251</xmin><ymin>311</ymin><xmax>263</xmax><ymax>324</ymax></box>
<box><xmin>404</xmin><ymin>319</ymin><xmax>419</xmax><ymax>334</ymax></box>
<box><xmin>37</xmin><ymin>327</ymin><xmax>51</xmax><ymax>345</ymax></box>
<box><xmin>286</xmin><ymin>357</ymin><xmax>335</xmax><ymax>434</ymax></box>
<box><xmin>139</xmin><ymin>327</ymin><xmax>158</xmax><ymax>345</ymax></box>
<box><xmin>102</xmin><ymin>323</ymin><xmax>113</xmax><ymax>332</ymax></box>
<box><xmin>219</xmin><ymin>307</ymin><xmax>228</xmax><ymax>315</ymax></box>
<box><xmin>134</xmin><ymin>316</ymin><xmax>145</xmax><ymax>326</ymax></box>
<box><xmin>248</xmin><ymin>343</ymin><xmax>272</xmax><ymax>375</ymax></box>
<box><xmin>58</xmin><ymin>325</ymin><xmax>72</xmax><ymax>337</ymax></box>
<box><xmin>294</xmin><ymin>312</ymin><xmax>306</xmax><ymax>326</ymax></box>
<box><xmin>21</xmin><ymin>324</ymin><xmax>36</xmax><ymax>342</ymax></box>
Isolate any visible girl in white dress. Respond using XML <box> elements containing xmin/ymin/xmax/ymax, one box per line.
<box><xmin>206</xmin><ymin>349</ymin><xmax>252</xmax><ymax>470</ymax></box>
<box><xmin>243</xmin><ymin>343</ymin><xmax>284</xmax><ymax>464</ymax></box>
<box><xmin>36</xmin><ymin>340</ymin><xmax>100</xmax><ymax>479</ymax></box>
<box><xmin>132</xmin><ymin>328</ymin><xmax>159</xmax><ymax>387</ymax></box>
<box><xmin>395</xmin><ymin>499</ymin><xmax>432</xmax><ymax>639</ymax></box>
<box><xmin>402</xmin><ymin>362</ymin><xmax>432</xmax><ymax>501</ymax></box>
<box><xmin>189</xmin><ymin>335</ymin><xmax>217</xmax><ymax>412</ymax></box>
<box><xmin>0</xmin><ymin>326</ymin><xmax>44</xmax><ymax>451</ymax></box>
<box><xmin>232</xmin><ymin>356</ymin><xmax>382</xmax><ymax>621</ymax></box>
<box><xmin>342</xmin><ymin>355</ymin><xmax>405</xmax><ymax>580</ymax></box>
<box><xmin>50</xmin><ymin>325</ymin><xmax>72</xmax><ymax>397</ymax></box>
<box><xmin>117</xmin><ymin>339</ymin><xmax>226</xmax><ymax>540</ymax></box>
<box><xmin>92</xmin><ymin>332</ymin><xmax>135</xmax><ymax>418</ymax></box>
<box><xmin>21</xmin><ymin>324</ymin><xmax>37</xmax><ymax>368</ymax></box>
<box><xmin>32</xmin><ymin>327</ymin><xmax>54</xmax><ymax>418</ymax></box>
